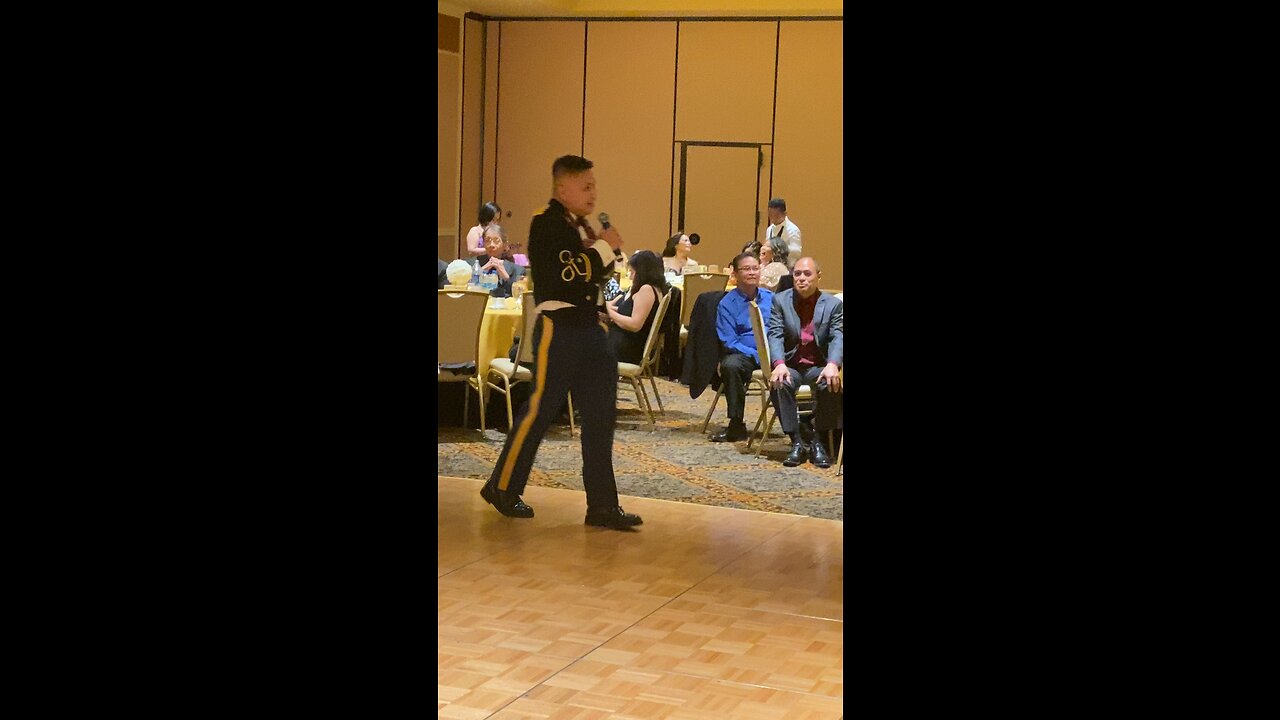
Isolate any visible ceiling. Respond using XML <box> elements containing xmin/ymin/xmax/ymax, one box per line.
<box><xmin>453</xmin><ymin>0</ymin><xmax>842</xmax><ymax>18</ymax></box>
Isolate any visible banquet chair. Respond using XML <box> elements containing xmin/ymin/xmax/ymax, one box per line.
<box><xmin>678</xmin><ymin>272</ymin><xmax>730</xmax><ymax>351</ymax></box>
<box><xmin>483</xmin><ymin>299</ymin><xmax>577</xmax><ymax>436</ymax></box>
<box><xmin>618</xmin><ymin>289</ymin><xmax>672</xmax><ymax>430</ymax></box>
<box><xmin>437</xmin><ymin>289</ymin><xmax>490</xmax><ymax>433</ymax></box>
<box><xmin>836</xmin><ymin>429</ymin><xmax>844</xmax><ymax>476</ymax></box>
<box><xmin>699</xmin><ymin>358</ymin><xmax>771</xmax><ymax>434</ymax></box>
<box><xmin>745</xmin><ymin>299</ymin><xmax>814</xmax><ymax>456</ymax></box>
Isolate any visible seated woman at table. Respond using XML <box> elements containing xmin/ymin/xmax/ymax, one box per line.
<box><xmin>476</xmin><ymin>224</ymin><xmax>524</xmax><ymax>297</ymax></box>
<box><xmin>605</xmin><ymin>250</ymin><xmax>670</xmax><ymax>365</ymax></box>
<box><xmin>758</xmin><ymin>235</ymin><xmax>794</xmax><ymax>293</ymax></box>
<box><xmin>661</xmin><ymin>232</ymin><xmax>699</xmax><ymax>276</ymax></box>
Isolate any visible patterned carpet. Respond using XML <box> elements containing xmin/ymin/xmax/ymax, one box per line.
<box><xmin>437</xmin><ymin>376</ymin><xmax>844</xmax><ymax>521</ymax></box>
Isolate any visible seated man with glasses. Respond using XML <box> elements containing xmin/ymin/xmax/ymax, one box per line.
<box><xmin>710</xmin><ymin>252</ymin><xmax>773</xmax><ymax>443</ymax></box>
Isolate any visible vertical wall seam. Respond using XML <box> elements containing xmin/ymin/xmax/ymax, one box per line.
<box><xmin>494</xmin><ymin>22</ymin><xmax>501</xmax><ymax>201</ymax></box>
<box><xmin>670</xmin><ymin>21</ymin><xmax>679</xmax><ymax>235</ymax></box>
<box><xmin>581</xmin><ymin>22</ymin><xmax>588</xmax><ymax>156</ymax></box>
<box><xmin>769</xmin><ymin>20</ymin><xmax>780</xmax><ymax>201</ymax></box>
<box><xmin>458</xmin><ymin>16</ymin><xmax>467</xmax><ymax>258</ymax></box>
<box><xmin>478</xmin><ymin>19</ymin><xmax>486</xmax><ymax>214</ymax></box>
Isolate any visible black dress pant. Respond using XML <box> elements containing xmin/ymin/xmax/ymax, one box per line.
<box><xmin>770</xmin><ymin>364</ymin><xmax>842</xmax><ymax>434</ymax></box>
<box><xmin>487</xmin><ymin>308</ymin><xmax>619</xmax><ymax>510</ymax></box>
<box><xmin>719</xmin><ymin>351</ymin><xmax>759</xmax><ymax>423</ymax></box>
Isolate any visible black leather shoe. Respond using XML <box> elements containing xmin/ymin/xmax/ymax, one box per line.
<box><xmin>783</xmin><ymin>438</ymin><xmax>809</xmax><ymax>467</ymax></box>
<box><xmin>710</xmin><ymin>422</ymin><xmax>749</xmax><ymax>442</ymax></box>
<box><xmin>811</xmin><ymin>438</ymin><xmax>832</xmax><ymax>468</ymax></box>
<box><xmin>480</xmin><ymin>484</ymin><xmax>534</xmax><ymax>518</ymax></box>
<box><xmin>585</xmin><ymin>506</ymin><xmax>643</xmax><ymax>529</ymax></box>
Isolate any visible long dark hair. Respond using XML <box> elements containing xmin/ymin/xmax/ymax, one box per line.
<box><xmin>478</xmin><ymin>202</ymin><xmax>501</xmax><ymax>225</ymax></box>
<box><xmin>661</xmin><ymin>233</ymin><xmax>686</xmax><ymax>258</ymax></box>
<box><xmin>629</xmin><ymin>250</ymin><xmax>670</xmax><ymax>297</ymax></box>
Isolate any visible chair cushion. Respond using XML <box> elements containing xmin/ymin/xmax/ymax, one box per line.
<box><xmin>489</xmin><ymin>359</ymin><xmax>532</xmax><ymax>382</ymax></box>
<box><xmin>618</xmin><ymin>362</ymin><xmax>642</xmax><ymax>377</ymax></box>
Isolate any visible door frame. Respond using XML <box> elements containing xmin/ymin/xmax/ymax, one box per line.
<box><xmin>675</xmin><ymin>141</ymin><xmax>770</xmax><ymax>238</ymax></box>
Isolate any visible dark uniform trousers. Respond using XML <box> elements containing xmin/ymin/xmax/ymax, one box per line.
<box><xmin>487</xmin><ymin>306</ymin><xmax>619</xmax><ymax>509</ymax></box>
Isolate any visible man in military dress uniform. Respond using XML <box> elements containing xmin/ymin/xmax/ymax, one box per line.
<box><xmin>479</xmin><ymin>155</ymin><xmax>643</xmax><ymax>530</ymax></box>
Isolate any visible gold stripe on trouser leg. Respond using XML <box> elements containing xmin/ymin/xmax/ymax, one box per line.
<box><xmin>497</xmin><ymin>316</ymin><xmax>554</xmax><ymax>490</ymax></box>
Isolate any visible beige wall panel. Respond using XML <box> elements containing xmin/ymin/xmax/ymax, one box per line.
<box><xmin>773</xmin><ymin>21</ymin><xmax>843</xmax><ymax>291</ymax></box>
<box><xmin>675</xmin><ymin>22</ymin><xmax>776</xmax><ymax>143</ymax></box>
<box><xmin>758</xmin><ymin>145</ymin><xmax>773</xmax><ymax>240</ymax></box>
<box><xmin>670</xmin><ymin>142</ymin><xmax>680</xmax><ymax>236</ymax></box>
<box><xmin>459</xmin><ymin>17</ymin><xmax>484</xmax><ymax>260</ymax></box>
<box><xmin>584</xmin><ymin>22</ymin><xmax>677</xmax><ymax>256</ymax></box>
<box><xmin>438</xmin><ymin>52</ymin><xmax>460</xmax><ymax>235</ymax></box>
<box><xmin>481</xmin><ymin>22</ymin><xmax>499</xmax><ymax>206</ymax></box>
<box><xmin>495</xmin><ymin>21</ymin><xmax>585</xmax><ymax>253</ymax></box>
<box><xmin>684</xmin><ymin>145</ymin><xmax>760</xmax><ymax>270</ymax></box>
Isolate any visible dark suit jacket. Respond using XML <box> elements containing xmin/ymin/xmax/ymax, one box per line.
<box><xmin>681</xmin><ymin>290</ymin><xmax>727</xmax><ymax>399</ymax></box>
<box><xmin>767</xmin><ymin>290</ymin><xmax>844</xmax><ymax>369</ymax></box>
<box><xmin>437</xmin><ymin>258</ymin><xmax>448</xmax><ymax>290</ymax></box>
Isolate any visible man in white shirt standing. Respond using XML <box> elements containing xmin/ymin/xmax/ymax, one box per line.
<box><xmin>763</xmin><ymin>198</ymin><xmax>802</xmax><ymax>259</ymax></box>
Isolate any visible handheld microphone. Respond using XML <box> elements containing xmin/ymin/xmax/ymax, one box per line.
<box><xmin>598</xmin><ymin>212</ymin><xmax>611</xmax><ymax>230</ymax></box>
<box><xmin>689</xmin><ymin>232</ymin><xmax>700</xmax><ymax>245</ymax></box>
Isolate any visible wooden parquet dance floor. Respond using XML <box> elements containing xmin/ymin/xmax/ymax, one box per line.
<box><xmin>439</xmin><ymin>476</ymin><xmax>844</xmax><ymax>719</ymax></box>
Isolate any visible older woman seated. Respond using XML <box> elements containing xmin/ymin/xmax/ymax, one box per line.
<box><xmin>604</xmin><ymin>250</ymin><xmax>671</xmax><ymax>365</ymax></box>
<box><xmin>758</xmin><ymin>235</ymin><xmax>793</xmax><ymax>293</ymax></box>
<box><xmin>475</xmin><ymin>224</ymin><xmax>524</xmax><ymax>297</ymax></box>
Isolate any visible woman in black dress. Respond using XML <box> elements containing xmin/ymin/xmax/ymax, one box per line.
<box><xmin>604</xmin><ymin>250</ymin><xmax>670</xmax><ymax>365</ymax></box>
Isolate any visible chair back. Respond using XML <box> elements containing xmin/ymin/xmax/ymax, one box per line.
<box><xmin>639</xmin><ymin>290</ymin><xmax>674</xmax><ymax>371</ymax></box>
<box><xmin>437</xmin><ymin>289</ymin><xmax>489</xmax><ymax>367</ymax></box>
<box><xmin>516</xmin><ymin>297</ymin><xmax>540</xmax><ymax>364</ymax></box>
<box><xmin>748</xmin><ymin>300</ymin><xmax>773</xmax><ymax>369</ymax></box>
<box><xmin>680</xmin><ymin>272</ymin><xmax>730</xmax><ymax>327</ymax></box>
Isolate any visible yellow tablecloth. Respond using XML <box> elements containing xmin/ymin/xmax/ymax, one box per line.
<box><xmin>478</xmin><ymin>302</ymin><xmax>522</xmax><ymax>374</ymax></box>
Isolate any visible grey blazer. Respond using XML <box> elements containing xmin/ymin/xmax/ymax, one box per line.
<box><xmin>767</xmin><ymin>290</ymin><xmax>844</xmax><ymax>368</ymax></box>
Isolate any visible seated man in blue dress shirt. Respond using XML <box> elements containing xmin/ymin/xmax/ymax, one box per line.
<box><xmin>710</xmin><ymin>252</ymin><xmax>773</xmax><ymax>442</ymax></box>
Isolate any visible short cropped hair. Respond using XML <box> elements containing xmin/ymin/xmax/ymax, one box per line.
<box><xmin>767</xmin><ymin>198</ymin><xmax>787</xmax><ymax>213</ymax></box>
<box><xmin>730</xmin><ymin>252</ymin><xmax>760</xmax><ymax>270</ymax></box>
<box><xmin>552</xmin><ymin>155</ymin><xmax>594</xmax><ymax>179</ymax></box>
<box><xmin>484</xmin><ymin>223</ymin><xmax>508</xmax><ymax>243</ymax></box>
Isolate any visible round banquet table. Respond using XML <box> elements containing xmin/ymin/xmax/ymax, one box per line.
<box><xmin>477</xmin><ymin>300</ymin><xmax>523</xmax><ymax>374</ymax></box>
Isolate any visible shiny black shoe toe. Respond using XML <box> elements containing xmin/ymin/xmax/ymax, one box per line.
<box><xmin>710</xmin><ymin>423</ymin><xmax>749</xmax><ymax>442</ymax></box>
<box><xmin>481</xmin><ymin>484</ymin><xmax>535</xmax><ymax>518</ymax></box>
<box><xmin>782</xmin><ymin>439</ymin><xmax>809</xmax><ymax>467</ymax></box>
<box><xmin>585</xmin><ymin>506</ymin><xmax>643</xmax><ymax>529</ymax></box>
<box><xmin>811</xmin><ymin>439</ymin><xmax>832</xmax><ymax>468</ymax></box>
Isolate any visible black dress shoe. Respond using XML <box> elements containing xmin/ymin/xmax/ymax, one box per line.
<box><xmin>783</xmin><ymin>438</ymin><xmax>809</xmax><ymax>467</ymax></box>
<box><xmin>710</xmin><ymin>422</ymin><xmax>749</xmax><ymax>442</ymax></box>
<box><xmin>585</xmin><ymin>506</ymin><xmax>643</xmax><ymax>529</ymax></box>
<box><xmin>811</xmin><ymin>438</ymin><xmax>832</xmax><ymax>468</ymax></box>
<box><xmin>480</xmin><ymin>484</ymin><xmax>534</xmax><ymax>518</ymax></box>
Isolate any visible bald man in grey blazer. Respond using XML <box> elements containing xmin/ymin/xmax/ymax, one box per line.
<box><xmin>767</xmin><ymin>257</ymin><xmax>843</xmax><ymax>468</ymax></box>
